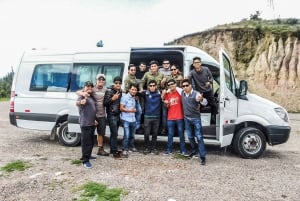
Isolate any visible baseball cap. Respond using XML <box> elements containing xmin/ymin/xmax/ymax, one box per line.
<box><xmin>96</xmin><ymin>74</ymin><xmax>106</xmax><ymax>80</ymax></box>
<box><xmin>113</xmin><ymin>76</ymin><xmax>122</xmax><ymax>83</ymax></box>
<box><xmin>84</xmin><ymin>81</ymin><xmax>94</xmax><ymax>87</ymax></box>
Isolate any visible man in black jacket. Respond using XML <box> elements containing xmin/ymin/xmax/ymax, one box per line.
<box><xmin>104</xmin><ymin>76</ymin><xmax>123</xmax><ymax>159</ymax></box>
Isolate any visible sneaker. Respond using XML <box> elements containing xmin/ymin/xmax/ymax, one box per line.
<box><xmin>181</xmin><ymin>152</ymin><xmax>189</xmax><ymax>157</ymax></box>
<box><xmin>113</xmin><ymin>151</ymin><xmax>122</xmax><ymax>159</ymax></box>
<box><xmin>129</xmin><ymin>147</ymin><xmax>138</xmax><ymax>152</ymax></box>
<box><xmin>163</xmin><ymin>151</ymin><xmax>172</xmax><ymax>156</ymax></box>
<box><xmin>143</xmin><ymin>148</ymin><xmax>151</xmax><ymax>155</ymax></box>
<box><xmin>83</xmin><ymin>161</ymin><xmax>92</xmax><ymax>169</ymax></box>
<box><xmin>200</xmin><ymin>157</ymin><xmax>206</xmax><ymax>165</ymax></box>
<box><xmin>90</xmin><ymin>156</ymin><xmax>97</xmax><ymax>161</ymax></box>
<box><xmin>122</xmin><ymin>150</ymin><xmax>129</xmax><ymax>158</ymax></box>
<box><xmin>151</xmin><ymin>149</ymin><xmax>159</xmax><ymax>155</ymax></box>
<box><xmin>188</xmin><ymin>153</ymin><xmax>199</xmax><ymax>159</ymax></box>
<box><xmin>97</xmin><ymin>147</ymin><xmax>109</xmax><ymax>156</ymax></box>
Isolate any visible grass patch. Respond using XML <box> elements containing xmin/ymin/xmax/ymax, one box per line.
<box><xmin>0</xmin><ymin>160</ymin><xmax>32</xmax><ymax>173</ymax></box>
<box><xmin>71</xmin><ymin>159</ymin><xmax>82</xmax><ymax>166</ymax></box>
<box><xmin>74</xmin><ymin>181</ymin><xmax>127</xmax><ymax>201</ymax></box>
<box><xmin>172</xmin><ymin>153</ymin><xmax>190</xmax><ymax>160</ymax></box>
<box><xmin>0</xmin><ymin>97</ymin><xmax>9</xmax><ymax>102</ymax></box>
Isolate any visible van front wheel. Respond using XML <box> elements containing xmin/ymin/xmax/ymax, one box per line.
<box><xmin>58</xmin><ymin>121</ymin><xmax>81</xmax><ymax>146</ymax></box>
<box><xmin>233</xmin><ymin>127</ymin><xmax>266</xmax><ymax>159</ymax></box>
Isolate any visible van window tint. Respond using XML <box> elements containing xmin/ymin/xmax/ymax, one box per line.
<box><xmin>70</xmin><ymin>63</ymin><xmax>124</xmax><ymax>92</ymax></box>
<box><xmin>30</xmin><ymin>64</ymin><xmax>71</xmax><ymax>92</ymax></box>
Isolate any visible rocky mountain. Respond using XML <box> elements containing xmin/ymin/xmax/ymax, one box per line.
<box><xmin>168</xmin><ymin>19</ymin><xmax>300</xmax><ymax>112</ymax></box>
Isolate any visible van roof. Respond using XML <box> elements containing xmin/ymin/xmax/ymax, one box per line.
<box><xmin>22</xmin><ymin>45</ymin><xmax>219</xmax><ymax>67</ymax></box>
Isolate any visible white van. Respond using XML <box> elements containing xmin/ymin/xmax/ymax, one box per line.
<box><xmin>9</xmin><ymin>46</ymin><xmax>291</xmax><ymax>158</ymax></box>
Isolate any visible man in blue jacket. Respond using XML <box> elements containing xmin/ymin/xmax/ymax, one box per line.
<box><xmin>140</xmin><ymin>80</ymin><xmax>162</xmax><ymax>155</ymax></box>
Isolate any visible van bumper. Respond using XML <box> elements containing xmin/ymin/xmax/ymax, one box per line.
<box><xmin>9</xmin><ymin>112</ymin><xmax>17</xmax><ymax>126</ymax></box>
<box><xmin>265</xmin><ymin>125</ymin><xmax>291</xmax><ymax>145</ymax></box>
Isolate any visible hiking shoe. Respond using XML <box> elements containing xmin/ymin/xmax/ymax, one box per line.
<box><xmin>113</xmin><ymin>151</ymin><xmax>122</xmax><ymax>159</ymax></box>
<box><xmin>200</xmin><ymin>157</ymin><xmax>206</xmax><ymax>165</ymax></box>
<box><xmin>83</xmin><ymin>161</ymin><xmax>92</xmax><ymax>169</ymax></box>
<box><xmin>122</xmin><ymin>150</ymin><xmax>129</xmax><ymax>158</ymax></box>
<box><xmin>97</xmin><ymin>147</ymin><xmax>109</xmax><ymax>156</ymax></box>
<box><xmin>90</xmin><ymin>156</ymin><xmax>97</xmax><ymax>161</ymax></box>
<box><xmin>143</xmin><ymin>148</ymin><xmax>151</xmax><ymax>155</ymax></box>
<box><xmin>129</xmin><ymin>147</ymin><xmax>138</xmax><ymax>152</ymax></box>
<box><xmin>151</xmin><ymin>149</ymin><xmax>159</xmax><ymax>155</ymax></box>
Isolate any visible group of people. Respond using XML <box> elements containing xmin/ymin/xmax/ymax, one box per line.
<box><xmin>76</xmin><ymin>57</ymin><xmax>217</xmax><ymax>169</ymax></box>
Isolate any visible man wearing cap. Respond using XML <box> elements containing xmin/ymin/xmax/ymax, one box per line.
<box><xmin>76</xmin><ymin>74</ymin><xmax>109</xmax><ymax>156</ymax></box>
<box><xmin>104</xmin><ymin>76</ymin><xmax>123</xmax><ymax>159</ymax></box>
<box><xmin>76</xmin><ymin>81</ymin><xmax>97</xmax><ymax>169</ymax></box>
<box><xmin>139</xmin><ymin>60</ymin><xmax>164</xmax><ymax>92</ymax></box>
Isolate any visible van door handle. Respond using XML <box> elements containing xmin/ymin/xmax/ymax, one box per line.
<box><xmin>224</xmin><ymin>97</ymin><xmax>230</xmax><ymax>107</ymax></box>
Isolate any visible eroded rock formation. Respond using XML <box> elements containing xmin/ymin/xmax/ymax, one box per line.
<box><xmin>170</xmin><ymin>28</ymin><xmax>300</xmax><ymax>112</ymax></box>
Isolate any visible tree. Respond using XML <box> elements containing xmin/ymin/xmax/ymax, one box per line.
<box><xmin>250</xmin><ymin>11</ymin><xmax>262</xmax><ymax>20</ymax></box>
<box><xmin>0</xmin><ymin>71</ymin><xmax>14</xmax><ymax>98</ymax></box>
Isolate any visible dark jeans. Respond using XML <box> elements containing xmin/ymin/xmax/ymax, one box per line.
<box><xmin>161</xmin><ymin>105</ymin><xmax>168</xmax><ymax>130</ymax></box>
<box><xmin>203</xmin><ymin>90</ymin><xmax>217</xmax><ymax>115</ymax></box>
<box><xmin>107</xmin><ymin>115</ymin><xmax>120</xmax><ymax>153</ymax></box>
<box><xmin>80</xmin><ymin>126</ymin><xmax>95</xmax><ymax>163</ymax></box>
<box><xmin>184</xmin><ymin>117</ymin><xmax>206</xmax><ymax>158</ymax></box>
<box><xmin>144</xmin><ymin>117</ymin><xmax>160</xmax><ymax>149</ymax></box>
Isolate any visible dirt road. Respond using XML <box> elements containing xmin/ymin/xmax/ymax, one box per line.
<box><xmin>0</xmin><ymin>101</ymin><xmax>299</xmax><ymax>201</ymax></box>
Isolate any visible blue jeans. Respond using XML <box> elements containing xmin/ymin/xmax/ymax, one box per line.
<box><xmin>122</xmin><ymin>120</ymin><xmax>136</xmax><ymax>150</ymax></box>
<box><xmin>166</xmin><ymin>119</ymin><xmax>186</xmax><ymax>153</ymax></box>
<box><xmin>135</xmin><ymin>100</ymin><xmax>142</xmax><ymax>129</ymax></box>
<box><xmin>107</xmin><ymin>115</ymin><xmax>120</xmax><ymax>152</ymax></box>
<box><xmin>184</xmin><ymin>117</ymin><xmax>206</xmax><ymax>158</ymax></box>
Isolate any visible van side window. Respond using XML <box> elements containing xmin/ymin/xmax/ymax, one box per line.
<box><xmin>30</xmin><ymin>64</ymin><xmax>71</xmax><ymax>92</ymax></box>
<box><xmin>70</xmin><ymin>63</ymin><xmax>124</xmax><ymax>92</ymax></box>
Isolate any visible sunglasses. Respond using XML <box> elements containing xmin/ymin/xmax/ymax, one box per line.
<box><xmin>167</xmin><ymin>82</ymin><xmax>175</xmax><ymax>86</ymax></box>
<box><xmin>114</xmin><ymin>81</ymin><xmax>122</xmax><ymax>85</ymax></box>
<box><xmin>170</xmin><ymin>68</ymin><xmax>177</xmax><ymax>71</ymax></box>
<box><xmin>182</xmin><ymin>84</ymin><xmax>190</xmax><ymax>88</ymax></box>
<box><xmin>149</xmin><ymin>84</ymin><xmax>156</xmax><ymax>87</ymax></box>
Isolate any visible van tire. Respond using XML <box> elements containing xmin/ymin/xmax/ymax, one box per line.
<box><xmin>58</xmin><ymin>121</ymin><xmax>81</xmax><ymax>147</ymax></box>
<box><xmin>233</xmin><ymin>127</ymin><xmax>266</xmax><ymax>159</ymax></box>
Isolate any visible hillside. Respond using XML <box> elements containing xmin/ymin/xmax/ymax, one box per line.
<box><xmin>168</xmin><ymin>19</ymin><xmax>300</xmax><ymax>112</ymax></box>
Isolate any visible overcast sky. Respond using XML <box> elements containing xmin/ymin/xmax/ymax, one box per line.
<box><xmin>0</xmin><ymin>0</ymin><xmax>299</xmax><ymax>77</ymax></box>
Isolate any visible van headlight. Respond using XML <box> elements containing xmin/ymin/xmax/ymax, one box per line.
<box><xmin>274</xmin><ymin>108</ymin><xmax>288</xmax><ymax>122</ymax></box>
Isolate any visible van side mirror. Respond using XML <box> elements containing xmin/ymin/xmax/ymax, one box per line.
<box><xmin>239</xmin><ymin>80</ymin><xmax>248</xmax><ymax>100</ymax></box>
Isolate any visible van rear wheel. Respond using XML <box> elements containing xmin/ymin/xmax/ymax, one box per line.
<box><xmin>58</xmin><ymin>121</ymin><xmax>81</xmax><ymax>146</ymax></box>
<box><xmin>233</xmin><ymin>127</ymin><xmax>266</xmax><ymax>159</ymax></box>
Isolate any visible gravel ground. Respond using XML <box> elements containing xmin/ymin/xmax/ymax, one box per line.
<box><xmin>0</xmin><ymin>101</ymin><xmax>299</xmax><ymax>201</ymax></box>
